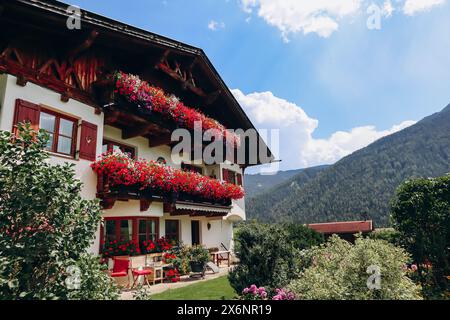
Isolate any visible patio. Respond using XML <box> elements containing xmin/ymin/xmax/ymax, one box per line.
<box><xmin>120</xmin><ymin>266</ymin><xmax>232</xmax><ymax>300</ymax></box>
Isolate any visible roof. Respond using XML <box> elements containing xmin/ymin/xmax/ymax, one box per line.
<box><xmin>2</xmin><ymin>0</ymin><xmax>275</xmax><ymax>166</ymax></box>
<box><xmin>307</xmin><ymin>221</ymin><xmax>374</xmax><ymax>234</ymax></box>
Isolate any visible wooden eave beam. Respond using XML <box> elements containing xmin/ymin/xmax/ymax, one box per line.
<box><xmin>140</xmin><ymin>199</ymin><xmax>152</xmax><ymax>212</ymax></box>
<box><xmin>149</xmin><ymin>134</ymin><xmax>173</xmax><ymax>148</ymax></box>
<box><xmin>122</xmin><ymin>123</ymin><xmax>155</xmax><ymax>140</ymax></box>
<box><xmin>67</xmin><ymin>30</ymin><xmax>99</xmax><ymax>61</ymax></box>
<box><xmin>205</xmin><ymin>90</ymin><xmax>222</xmax><ymax>105</ymax></box>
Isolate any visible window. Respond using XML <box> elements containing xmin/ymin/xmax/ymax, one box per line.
<box><xmin>101</xmin><ymin>217</ymin><xmax>160</xmax><ymax>251</ymax></box>
<box><xmin>102</xmin><ymin>218</ymin><xmax>134</xmax><ymax>246</ymax></box>
<box><xmin>182</xmin><ymin>163</ymin><xmax>203</xmax><ymax>175</ymax></box>
<box><xmin>222</xmin><ymin>169</ymin><xmax>242</xmax><ymax>186</ymax></box>
<box><xmin>39</xmin><ymin>109</ymin><xmax>77</xmax><ymax>156</ymax></box>
<box><xmin>138</xmin><ymin>218</ymin><xmax>159</xmax><ymax>251</ymax></box>
<box><xmin>227</xmin><ymin>171</ymin><xmax>237</xmax><ymax>185</ymax></box>
<box><xmin>165</xmin><ymin>220</ymin><xmax>180</xmax><ymax>244</ymax></box>
<box><xmin>102</xmin><ymin>140</ymin><xmax>136</xmax><ymax>159</ymax></box>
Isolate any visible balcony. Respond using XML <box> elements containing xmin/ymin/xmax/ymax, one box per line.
<box><xmin>93</xmin><ymin>153</ymin><xmax>244</xmax><ymax>218</ymax></box>
<box><xmin>93</xmin><ymin>71</ymin><xmax>240</xmax><ymax>149</ymax></box>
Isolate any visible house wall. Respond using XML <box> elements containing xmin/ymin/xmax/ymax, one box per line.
<box><xmin>0</xmin><ymin>74</ymin><xmax>241</xmax><ymax>254</ymax></box>
<box><xmin>101</xmin><ymin>125</ymin><xmax>238</xmax><ymax>250</ymax></box>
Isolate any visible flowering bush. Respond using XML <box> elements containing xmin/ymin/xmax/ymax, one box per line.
<box><xmin>91</xmin><ymin>153</ymin><xmax>245</xmax><ymax>202</ymax></box>
<box><xmin>163</xmin><ymin>252</ymin><xmax>177</xmax><ymax>264</ymax></box>
<box><xmin>114</xmin><ymin>71</ymin><xmax>240</xmax><ymax>148</ymax></box>
<box><xmin>240</xmin><ymin>285</ymin><xmax>295</xmax><ymax>300</ymax></box>
<box><xmin>165</xmin><ymin>268</ymin><xmax>181</xmax><ymax>283</ymax></box>
<box><xmin>272</xmin><ymin>288</ymin><xmax>295</xmax><ymax>300</ymax></box>
<box><xmin>142</xmin><ymin>237</ymin><xmax>173</xmax><ymax>254</ymax></box>
<box><xmin>287</xmin><ymin>236</ymin><xmax>423</xmax><ymax>300</ymax></box>
<box><xmin>102</xmin><ymin>240</ymin><xmax>141</xmax><ymax>257</ymax></box>
<box><xmin>0</xmin><ymin>124</ymin><xmax>119</xmax><ymax>299</ymax></box>
<box><xmin>241</xmin><ymin>285</ymin><xmax>268</xmax><ymax>300</ymax></box>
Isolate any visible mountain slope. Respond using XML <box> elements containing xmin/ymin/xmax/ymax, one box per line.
<box><xmin>244</xmin><ymin>167</ymin><xmax>329</xmax><ymax>198</ymax></box>
<box><xmin>246</xmin><ymin>165</ymin><xmax>329</xmax><ymax>219</ymax></box>
<box><xmin>247</xmin><ymin>105</ymin><xmax>450</xmax><ymax>226</ymax></box>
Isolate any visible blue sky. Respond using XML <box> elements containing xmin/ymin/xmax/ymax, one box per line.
<box><xmin>69</xmin><ymin>0</ymin><xmax>450</xmax><ymax>171</ymax></box>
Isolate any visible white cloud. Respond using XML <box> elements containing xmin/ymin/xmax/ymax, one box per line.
<box><xmin>240</xmin><ymin>0</ymin><xmax>447</xmax><ymax>40</ymax></box>
<box><xmin>232</xmin><ymin>89</ymin><xmax>416</xmax><ymax>170</ymax></box>
<box><xmin>240</xmin><ymin>0</ymin><xmax>362</xmax><ymax>40</ymax></box>
<box><xmin>382</xmin><ymin>0</ymin><xmax>394</xmax><ymax>17</ymax></box>
<box><xmin>208</xmin><ymin>20</ymin><xmax>225</xmax><ymax>31</ymax></box>
<box><xmin>403</xmin><ymin>0</ymin><xmax>446</xmax><ymax>15</ymax></box>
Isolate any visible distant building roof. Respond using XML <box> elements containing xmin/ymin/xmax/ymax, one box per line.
<box><xmin>307</xmin><ymin>221</ymin><xmax>374</xmax><ymax>235</ymax></box>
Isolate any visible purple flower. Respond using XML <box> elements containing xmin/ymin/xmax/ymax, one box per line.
<box><xmin>243</xmin><ymin>288</ymin><xmax>249</xmax><ymax>294</ymax></box>
<box><xmin>261</xmin><ymin>291</ymin><xmax>268</xmax><ymax>299</ymax></box>
<box><xmin>249</xmin><ymin>284</ymin><xmax>257</xmax><ymax>294</ymax></box>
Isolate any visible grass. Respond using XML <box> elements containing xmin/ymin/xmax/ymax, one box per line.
<box><xmin>150</xmin><ymin>276</ymin><xmax>237</xmax><ymax>300</ymax></box>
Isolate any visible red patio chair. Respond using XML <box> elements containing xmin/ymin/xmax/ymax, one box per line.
<box><xmin>110</xmin><ymin>257</ymin><xmax>131</xmax><ymax>288</ymax></box>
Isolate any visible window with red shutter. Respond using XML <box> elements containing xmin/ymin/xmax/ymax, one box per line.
<box><xmin>13</xmin><ymin>99</ymin><xmax>79</xmax><ymax>158</ymax></box>
<box><xmin>13</xmin><ymin>99</ymin><xmax>40</xmax><ymax>132</ymax></box>
<box><xmin>39</xmin><ymin>109</ymin><xmax>77</xmax><ymax>156</ymax></box>
<box><xmin>79</xmin><ymin>121</ymin><xmax>98</xmax><ymax>161</ymax></box>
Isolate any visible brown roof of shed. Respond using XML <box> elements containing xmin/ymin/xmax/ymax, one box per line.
<box><xmin>307</xmin><ymin>221</ymin><xmax>374</xmax><ymax>235</ymax></box>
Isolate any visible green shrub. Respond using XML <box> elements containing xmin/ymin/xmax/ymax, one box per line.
<box><xmin>367</xmin><ymin>228</ymin><xmax>401</xmax><ymax>245</ymax></box>
<box><xmin>288</xmin><ymin>236</ymin><xmax>422</xmax><ymax>300</ymax></box>
<box><xmin>0</xmin><ymin>124</ymin><xmax>119</xmax><ymax>300</ymax></box>
<box><xmin>229</xmin><ymin>222</ymin><xmax>322</xmax><ymax>294</ymax></box>
<box><xmin>283</xmin><ymin>223</ymin><xmax>324</xmax><ymax>250</ymax></box>
<box><xmin>391</xmin><ymin>175</ymin><xmax>450</xmax><ymax>299</ymax></box>
<box><xmin>169</xmin><ymin>243</ymin><xmax>191</xmax><ymax>275</ymax></box>
<box><xmin>187</xmin><ymin>245</ymin><xmax>210</xmax><ymax>265</ymax></box>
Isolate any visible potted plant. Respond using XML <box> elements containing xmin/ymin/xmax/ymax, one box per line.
<box><xmin>188</xmin><ymin>245</ymin><xmax>210</xmax><ymax>275</ymax></box>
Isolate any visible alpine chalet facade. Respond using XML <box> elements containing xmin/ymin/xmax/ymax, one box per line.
<box><xmin>0</xmin><ymin>0</ymin><xmax>272</xmax><ymax>254</ymax></box>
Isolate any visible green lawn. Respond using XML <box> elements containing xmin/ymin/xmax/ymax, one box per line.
<box><xmin>150</xmin><ymin>276</ymin><xmax>237</xmax><ymax>300</ymax></box>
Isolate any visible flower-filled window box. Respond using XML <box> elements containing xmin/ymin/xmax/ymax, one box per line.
<box><xmin>95</xmin><ymin>71</ymin><xmax>241</xmax><ymax>148</ymax></box>
<box><xmin>92</xmin><ymin>152</ymin><xmax>245</xmax><ymax>205</ymax></box>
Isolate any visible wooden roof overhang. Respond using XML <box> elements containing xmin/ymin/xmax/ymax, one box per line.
<box><xmin>0</xmin><ymin>0</ymin><xmax>274</xmax><ymax>167</ymax></box>
<box><xmin>307</xmin><ymin>221</ymin><xmax>374</xmax><ymax>235</ymax></box>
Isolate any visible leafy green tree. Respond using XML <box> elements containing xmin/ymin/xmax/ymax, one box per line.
<box><xmin>391</xmin><ymin>175</ymin><xmax>450</xmax><ymax>299</ymax></box>
<box><xmin>288</xmin><ymin>236</ymin><xmax>422</xmax><ymax>300</ymax></box>
<box><xmin>229</xmin><ymin>222</ymin><xmax>323</xmax><ymax>294</ymax></box>
<box><xmin>366</xmin><ymin>228</ymin><xmax>401</xmax><ymax>246</ymax></box>
<box><xmin>0</xmin><ymin>124</ymin><xmax>119</xmax><ymax>300</ymax></box>
<box><xmin>283</xmin><ymin>223</ymin><xmax>324</xmax><ymax>250</ymax></box>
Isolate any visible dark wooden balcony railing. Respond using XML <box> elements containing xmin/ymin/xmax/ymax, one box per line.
<box><xmin>96</xmin><ymin>174</ymin><xmax>232</xmax><ymax>215</ymax></box>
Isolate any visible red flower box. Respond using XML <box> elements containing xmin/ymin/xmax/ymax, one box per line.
<box><xmin>91</xmin><ymin>153</ymin><xmax>245</xmax><ymax>202</ymax></box>
<box><xmin>113</xmin><ymin>71</ymin><xmax>241</xmax><ymax>148</ymax></box>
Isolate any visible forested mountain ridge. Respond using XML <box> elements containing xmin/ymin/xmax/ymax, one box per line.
<box><xmin>246</xmin><ymin>104</ymin><xmax>450</xmax><ymax>226</ymax></box>
<box><xmin>244</xmin><ymin>166</ymin><xmax>329</xmax><ymax>198</ymax></box>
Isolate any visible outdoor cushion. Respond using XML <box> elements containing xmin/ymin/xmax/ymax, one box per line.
<box><xmin>111</xmin><ymin>271</ymin><xmax>128</xmax><ymax>277</ymax></box>
<box><xmin>112</xmin><ymin>258</ymin><xmax>130</xmax><ymax>273</ymax></box>
<box><xmin>132</xmin><ymin>269</ymin><xmax>152</xmax><ymax>276</ymax></box>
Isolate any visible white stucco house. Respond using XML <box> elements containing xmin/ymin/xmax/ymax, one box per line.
<box><xmin>0</xmin><ymin>0</ymin><xmax>272</xmax><ymax>256</ymax></box>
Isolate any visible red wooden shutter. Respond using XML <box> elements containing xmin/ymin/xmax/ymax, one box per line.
<box><xmin>222</xmin><ymin>168</ymin><xmax>229</xmax><ymax>182</ymax></box>
<box><xmin>13</xmin><ymin>99</ymin><xmax>40</xmax><ymax>132</ymax></box>
<box><xmin>237</xmin><ymin>173</ymin><xmax>243</xmax><ymax>186</ymax></box>
<box><xmin>79</xmin><ymin>121</ymin><xmax>98</xmax><ymax>161</ymax></box>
